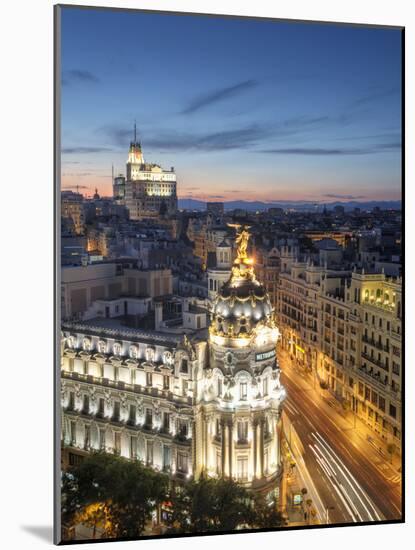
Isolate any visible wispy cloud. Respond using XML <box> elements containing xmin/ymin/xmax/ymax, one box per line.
<box><xmin>62</xmin><ymin>146</ymin><xmax>112</xmax><ymax>154</ymax></box>
<box><xmin>148</xmin><ymin>125</ymin><xmax>269</xmax><ymax>152</ymax></box>
<box><xmin>62</xmin><ymin>184</ymin><xmax>90</xmax><ymax>190</ymax></box>
<box><xmin>324</xmin><ymin>193</ymin><xmax>366</xmax><ymax>200</ymax></box>
<box><xmin>103</xmin><ymin>123</ymin><xmax>270</xmax><ymax>152</ymax></box>
<box><xmin>351</xmin><ymin>86</ymin><xmax>400</xmax><ymax>107</ymax></box>
<box><xmin>261</xmin><ymin>142</ymin><xmax>400</xmax><ymax>156</ymax></box>
<box><xmin>62</xmin><ymin>69</ymin><xmax>100</xmax><ymax>86</ymax></box>
<box><xmin>62</xmin><ymin>172</ymin><xmax>95</xmax><ymax>177</ymax></box>
<box><xmin>182</xmin><ymin>80</ymin><xmax>258</xmax><ymax>114</ymax></box>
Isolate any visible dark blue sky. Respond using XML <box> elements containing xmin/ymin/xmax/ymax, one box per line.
<box><xmin>61</xmin><ymin>7</ymin><xmax>402</xmax><ymax>202</ymax></box>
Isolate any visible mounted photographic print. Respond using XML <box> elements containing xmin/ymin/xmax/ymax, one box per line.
<box><xmin>54</xmin><ymin>4</ymin><xmax>404</xmax><ymax>544</ymax></box>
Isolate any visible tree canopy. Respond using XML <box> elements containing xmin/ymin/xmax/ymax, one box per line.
<box><xmin>62</xmin><ymin>452</ymin><xmax>169</xmax><ymax>539</ymax></box>
<box><xmin>166</xmin><ymin>477</ymin><xmax>286</xmax><ymax>533</ymax></box>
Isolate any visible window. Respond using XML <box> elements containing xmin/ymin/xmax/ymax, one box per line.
<box><xmin>146</xmin><ymin>440</ymin><xmax>153</xmax><ymax>465</ymax></box>
<box><xmin>163</xmin><ymin>412</ymin><xmax>170</xmax><ymax>433</ymax></box>
<box><xmin>163</xmin><ymin>375</ymin><xmax>170</xmax><ymax>390</ymax></box>
<box><xmin>128</xmin><ymin>404</ymin><xmax>136</xmax><ymax>425</ymax></box>
<box><xmin>181</xmin><ymin>358</ymin><xmax>189</xmax><ymax>374</ymax></box>
<box><xmin>70</xmin><ymin>421</ymin><xmax>76</xmax><ymax>446</ymax></box>
<box><xmin>240</xmin><ymin>382</ymin><xmax>248</xmax><ymax>400</ymax></box>
<box><xmin>177</xmin><ymin>452</ymin><xmax>188</xmax><ymax>473</ymax></box>
<box><xmin>113</xmin><ymin>401</ymin><xmax>120</xmax><ymax>422</ymax></box>
<box><xmin>163</xmin><ymin>445</ymin><xmax>171</xmax><ymax>471</ymax></box>
<box><xmin>379</xmin><ymin>396</ymin><xmax>386</xmax><ymax>412</ymax></box>
<box><xmin>389</xmin><ymin>404</ymin><xmax>397</xmax><ymax>419</ymax></box>
<box><xmin>237</xmin><ymin>420</ymin><xmax>248</xmax><ymax>443</ymax></box>
<box><xmin>82</xmin><ymin>394</ymin><xmax>89</xmax><ymax>414</ymax></box>
<box><xmin>146</xmin><ymin>372</ymin><xmax>153</xmax><ymax>386</ymax></box>
<box><xmin>114</xmin><ymin>432</ymin><xmax>121</xmax><ymax>454</ymax></box>
<box><xmin>99</xmin><ymin>428</ymin><xmax>106</xmax><ymax>450</ymax></box>
<box><xmin>145</xmin><ymin>408</ymin><xmax>153</xmax><ymax>428</ymax></box>
<box><xmin>178</xmin><ymin>420</ymin><xmax>188</xmax><ymax>438</ymax></box>
<box><xmin>68</xmin><ymin>391</ymin><xmax>75</xmax><ymax>411</ymax></box>
<box><xmin>130</xmin><ymin>436</ymin><xmax>137</xmax><ymax>459</ymax></box>
<box><xmin>84</xmin><ymin>425</ymin><xmax>91</xmax><ymax>450</ymax></box>
<box><xmin>237</xmin><ymin>457</ymin><xmax>248</xmax><ymax>481</ymax></box>
<box><xmin>97</xmin><ymin>398</ymin><xmax>105</xmax><ymax>417</ymax></box>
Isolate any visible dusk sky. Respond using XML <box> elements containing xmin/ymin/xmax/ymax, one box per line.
<box><xmin>61</xmin><ymin>7</ymin><xmax>402</xmax><ymax>203</ymax></box>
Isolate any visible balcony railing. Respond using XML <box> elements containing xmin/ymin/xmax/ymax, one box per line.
<box><xmin>362</xmin><ymin>352</ymin><xmax>388</xmax><ymax>371</ymax></box>
<box><xmin>362</xmin><ymin>335</ymin><xmax>390</xmax><ymax>352</ymax></box>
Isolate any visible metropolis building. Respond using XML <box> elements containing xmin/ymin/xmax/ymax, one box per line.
<box><xmin>60</xmin><ymin>227</ymin><xmax>286</xmax><ymax>498</ymax></box>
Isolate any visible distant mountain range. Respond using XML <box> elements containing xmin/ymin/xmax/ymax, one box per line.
<box><xmin>178</xmin><ymin>198</ymin><xmax>402</xmax><ymax>212</ymax></box>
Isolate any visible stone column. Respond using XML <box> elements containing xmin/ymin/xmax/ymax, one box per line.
<box><xmin>204</xmin><ymin>414</ymin><xmax>208</xmax><ymax>472</ymax></box>
<box><xmin>259</xmin><ymin>419</ymin><xmax>264</xmax><ymax>478</ymax></box>
<box><xmin>221</xmin><ymin>419</ymin><xmax>226</xmax><ymax>477</ymax></box>
<box><xmin>228</xmin><ymin>421</ymin><xmax>233</xmax><ymax>478</ymax></box>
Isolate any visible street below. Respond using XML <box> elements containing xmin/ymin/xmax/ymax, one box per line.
<box><xmin>280</xmin><ymin>352</ymin><xmax>402</xmax><ymax>525</ymax></box>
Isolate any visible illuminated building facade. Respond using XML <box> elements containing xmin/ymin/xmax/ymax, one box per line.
<box><xmin>124</xmin><ymin>128</ymin><xmax>177</xmax><ymax>220</ymax></box>
<box><xmin>113</xmin><ymin>174</ymin><xmax>126</xmax><ymax>203</ymax></box>
<box><xmin>276</xmin><ymin>260</ymin><xmax>402</xmax><ymax>451</ymax></box>
<box><xmin>61</xmin><ymin>191</ymin><xmax>85</xmax><ymax>235</ymax></box>
<box><xmin>60</xmin><ymin>227</ymin><xmax>285</xmax><ymax>497</ymax></box>
<box><xmin>195</xmin><ymin>226</ymin><xmax>286</xmax><ymax>493</ymax></box>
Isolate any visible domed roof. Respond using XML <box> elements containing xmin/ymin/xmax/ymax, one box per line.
<box><xmin>210</xmin><ymin>225</ymin><xmax>273</xmax><ymax>339</ymax></box>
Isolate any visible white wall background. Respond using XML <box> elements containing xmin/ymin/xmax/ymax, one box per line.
<box><xmin>0</xmin><ymin>0</ymin><xmax>412</xmax><ymax>548</ymax></box>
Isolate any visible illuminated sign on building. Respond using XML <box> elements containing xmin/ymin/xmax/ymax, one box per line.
<box><xmin>255</xmin><ymin>349</ymin><xmax>276</xmax><ymax>362</ymax></box>
<box><xmin>293</xmin><ymin>493</ymin><xmax>303</xmax><ymax>506</ymax></box>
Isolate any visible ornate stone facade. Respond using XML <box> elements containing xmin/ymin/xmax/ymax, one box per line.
<box><xmin>60</xmin><ymin>226</ymin><xmax>285</xmax><ymax>497</ymax></box>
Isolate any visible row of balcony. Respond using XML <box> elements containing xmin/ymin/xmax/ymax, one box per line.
<box><xmin>62</xmin><ymin>371</ymin><xmax>193</xmax><ymax>405</ymax></box>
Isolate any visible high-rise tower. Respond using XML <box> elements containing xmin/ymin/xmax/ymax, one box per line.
<box><xmin>124</xmin><ymin>123</ymin><xmax>178</xmax><ymax>220</ymax></box>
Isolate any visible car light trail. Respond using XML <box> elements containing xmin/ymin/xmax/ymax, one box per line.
<box><xmin>311</xmin><ymin>432</ymin><xmax>383</xmax><ymax>522</ymax></box>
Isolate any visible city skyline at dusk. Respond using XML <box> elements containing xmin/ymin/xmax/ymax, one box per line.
<box><xmin>61</xmin><ymin>8</ymin><xmax>402</xmax><ymax>203</ymax></box>
<box><xmin>57</xmin><ymin>7</ymin><xmax>403</xmax><ymax>542</ymax></box>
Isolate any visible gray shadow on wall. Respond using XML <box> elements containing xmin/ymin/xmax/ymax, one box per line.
<box><xmin>21</xmin><ymin>525</ymin><xmax>53</xmax><ymax>543</ymax></box>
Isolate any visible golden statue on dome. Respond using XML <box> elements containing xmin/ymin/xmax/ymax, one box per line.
<box><xmin>227</xmin><ymin>223</ymin><xmax>256</xmax><ymax>283</ymax></box>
